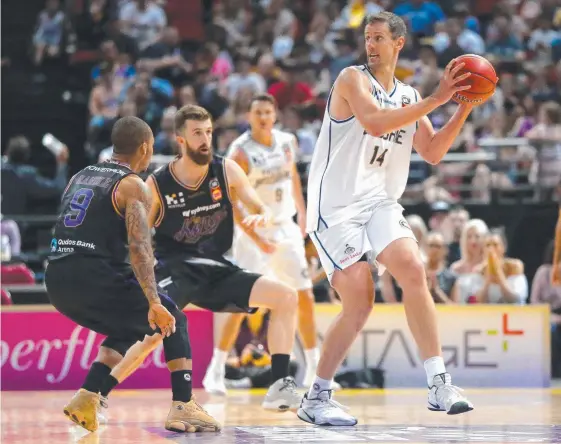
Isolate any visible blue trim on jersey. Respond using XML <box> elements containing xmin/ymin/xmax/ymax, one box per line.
<box><xmin>326</xmin><ymin>86</ymin><xmax>354</xmax><ymax>123</ymax></box>
<box><xmin>312</xmin><ymin>232</ymin><xmax>342</xmax><ymax>271</ymax></box>
<box><xmin>316</xmin><ymin>121</ymin><xmax>332</xmax><ymax>231</ymax></box>
<box><xmin>413</xmin><ymin>89</ymin><xmax>419</xmax><ymax>131</ymax></box>
<box><xmin>364</xmin><ymin>64</ymin><xmax>398</xmax><ymax>97</ymax></box>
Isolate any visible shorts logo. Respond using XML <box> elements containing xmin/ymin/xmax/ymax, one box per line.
<box><xmin>165</xmin><ymin>192</ymin><xmax>185</xmax><ymax>208</ymax></box>
<box><xmin>209</xmin><ymin>178</ymin><xmax>222</xmax><ymax>202</ymax></box>
<box><xmin>344</xmin><ymin>244</ymin><xmax>355</xmax><ymax>255</ymax></box>
<box><xmin>340</xmin><ymin>244</ymin><xmax>361</xmax><ymax>265</ymax></box>
<box><xmin>399</xmin><ymin>219</ymin><xmax>411</xmax><ymax>230</ymax></box>
<box><xmin>402</xmin><ymin>95</ymin><xmax>411</xmax><ymax>107</ymax></box>
<box><xmin>301</xmin><ymin>268</ymin><xmax>310</xmax><ymax>279</ymax></box>
<box><xmin>184</xmin><ymin>373</ymin><xmax>191</xmax><ymax>382</ymax></box>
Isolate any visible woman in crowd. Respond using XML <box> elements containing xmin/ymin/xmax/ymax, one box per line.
<box><xmin>474</xmin><ymin>229</ymin><xmax>528</xmax><ymax>304</ymax></box>
<box><xmin>451</xmin><ymin>218</ymin><xmax>489</xmax><ymax>303</ymax></box>
<box><xmin>424</xmin><ymin>232</ymin><xmax>459</xmax><ymax>304</ymax></box>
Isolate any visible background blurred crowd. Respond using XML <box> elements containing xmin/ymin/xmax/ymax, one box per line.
<box><xmin>1</xmin><ymin>0</ymin><xmax>560</xmax><ymax>373</ymax></box>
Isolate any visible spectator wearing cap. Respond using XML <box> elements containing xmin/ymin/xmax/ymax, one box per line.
<box><xmin>1</xmin><ymin>136</ymin><xmax>68</xmax><ymax>216</ymax></box>
<box><xmin>393</xmin><ymin>0</ymin><xmax>445</xmax><ymax>36</ymax></box>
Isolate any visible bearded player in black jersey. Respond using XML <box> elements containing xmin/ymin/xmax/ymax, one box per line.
<box><xmin>80</xmin><ymin>105</ymin><xmax>302</xmax><ymax>417</ymax></box>
<box><xmin>46</xmin><ymin>116</ymin><xmax>220</xmax><ymax>433</ymax></box>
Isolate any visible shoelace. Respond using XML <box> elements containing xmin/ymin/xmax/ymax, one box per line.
<box><xmin>312</xmin><ymin>390</ymin><xmax>351</xmax><ymax>412</ymax></box>
<box><xmin>279</xmin><ymin>378</ymin><xmax>298</xmax><ymax>393</ymax></box>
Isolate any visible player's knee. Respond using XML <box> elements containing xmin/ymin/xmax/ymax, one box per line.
<box><xmin>276</xmin><ymin>283</ymin><xmax>298</xmax><ymax>312</ymax></box>
<box><xmin>396</xmin><ymin>255</ymin><xmax>426</xmax><ymax>290</ymax></box>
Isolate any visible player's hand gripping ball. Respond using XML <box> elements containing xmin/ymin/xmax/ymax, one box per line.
<box><xmin>452</xmin><ymin>54</ymin><xmax>498</xmax><ymax>106</ymax></box>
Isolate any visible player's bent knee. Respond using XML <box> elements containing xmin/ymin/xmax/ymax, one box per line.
<box><xmin>248</xmin><ymin>277</ymin><xmax>297</xmax><ymax>311</ymax></box>
<box><xmin>100</xmin><ymin>338</ymin><xmax>137</xmax><ymax>358</ymax></box>
<box><xmin>397</xmin><ymin>255</ymin><xmax>426</xmax><ymax>289</ymax></box>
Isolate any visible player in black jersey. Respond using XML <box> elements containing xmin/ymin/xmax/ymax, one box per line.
<box><xmin>86</xmin><ymin>104</ymin><xmax>302</xmax><ymax>412</ymax></box>
<box><xmin>45</xmin><ymin>116</ymin><xmax>221</xmax><ymax>433</ymax></box>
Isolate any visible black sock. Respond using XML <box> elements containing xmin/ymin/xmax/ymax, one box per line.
<box><xmin>171</xmin><ymin>370</ymin><xmax>192</xmax><ymax>402</ymax></box>
<box><xmin>271</xmin><ymin>354</ymin><xmax>290</xmax><ymax>382</ymax></box>
<box><xmin>99</xmin><ymin>375</ymin><xmax>119</xmax><ymax>397</ymax></box>
<box><xmin>82</xmin><ymin>362</ymin><xmax>112</xmax><ymax>393</ymax></box>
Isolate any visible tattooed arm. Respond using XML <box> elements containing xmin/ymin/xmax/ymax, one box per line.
<box><xmin>115</xmin><ymin>175</ymin><xmax>160</xmax><ymax>305</ymax></box>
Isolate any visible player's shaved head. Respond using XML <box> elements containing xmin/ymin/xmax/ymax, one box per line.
<box><xmin>111</xmin><ymin>116</ymin><xmax>153</xmax><ymax>155</ymax></box>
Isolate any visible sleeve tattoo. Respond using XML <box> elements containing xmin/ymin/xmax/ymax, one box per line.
<box><xmin>125</xmin><ymin>182</ymin><xmax>160</xmax><ymax>305</ymax></box>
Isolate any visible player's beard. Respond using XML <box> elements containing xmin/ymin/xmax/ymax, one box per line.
<box><xmin>185</xmin><ymin>142</ymin><xmax>212</xmax><ymax>165</ymax></box>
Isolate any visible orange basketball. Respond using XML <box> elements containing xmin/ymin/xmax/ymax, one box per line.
<box><xmin>452</xmin><ymin>54</ymin><xmax>498</xmax><ymax>105</ymax></box>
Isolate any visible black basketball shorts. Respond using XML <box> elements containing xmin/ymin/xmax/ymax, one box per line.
<box><xmin>155</xmin><ymin>255</ymin><xmax>262</xmax><ymax>314</ymax></box>
<box><xmin>45</xmin><ymin>256</ymin><xmax>179</xmax><ymax>343</ymax></box>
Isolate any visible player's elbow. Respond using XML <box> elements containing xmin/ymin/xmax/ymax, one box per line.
<box><xmin>424</xmin><ymin>155</ymin><xmax>442</xmax><ymax>165</ymax></box>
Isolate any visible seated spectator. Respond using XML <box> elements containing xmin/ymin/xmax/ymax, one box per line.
<box><xmin>0</xmin><ymin>213</ymin><xmax>21</xmax><ymax>257</ymax></box>
<box><xmin>486</xmin><ymin>15</ymin><xmax>525</xmax><ymax>61</ymax></box>
<box><xmin>223</xmin><ymin>54</ymin><xmax>266</xmax><ymax>101</ymax></box>
<box><xmin>268</xmin><ymin>60</ymin><xmax>314</xmax><ymax>111</ymax></box>
<box><xmin>451</xmin><ymin>218</ymin><xmax>488</xmax><ymax>304</ymax></box>
<box><xmin>91</xmin><ymin>39</ymin><xmax>135</xmax><ymax>83</ymax></box>
<box><xmin>425</xmin><ymin>232</ymin><xmax>459</xmax><ymax>304</ymax></box>
<box><xmin>447</xmin><ymin>206</ymin><xmax>470</xmax><ymax>264</ymax></box>
<box><xmin>280</xmin><ymin>105</ymin><xmax>317</xmax><ymax>160</ymax></box>
<box><xmin>474</xmin><ymin>229</ymin><xmax>528</xmax><ymax>304</ymax></box>
<box><xmin>89</xmin><ymin>62</ymin><xmax>121</xmax><ymax>134</ymax></box>
<box><xmin>154</xmin><ymin>107</ymin><xmax>178</xmax><ymax>155</ymax></box>
<box><xmin>119</xmin><ymin>0</ymin><xmax>167</xmax><ymax>51</ymax></box>
<box><xmin>32</xmin><ymin>0</ymin><xmax>65</xmax><ymax>66</ymax></box>
<box><xmin>177</xmin><ymin>84</ymin><xmax>197</xmax><ymax>107</ymax></box>
<box><xmin>140</xmin><ymin>26</ymin><xmax>193</xmax><ymax>86</ymax></box>
<box><xmin>1</xmin><ymin>136</ymin><xmax>68</xmax><ymax>215</ymax></box>
<box><xmin>433</xmin><ymin>17</ymin><xmax>485</xmax><ymax>60</ymax></box>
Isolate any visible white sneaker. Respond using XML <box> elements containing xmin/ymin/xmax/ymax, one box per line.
<box><xmin>202</xmin><ymin>364</ymin><xmax>227</xmax><ymax>396</ymax></box>
<box><xmin>261</xmin><ymin>376</ymin><xmax>302</xmax><ymax>411</ymax></box>
<box><xmin>427</xmin><ymin>373</ymin><xmax>474</xmax><ymax>415</ymax></box>
<box><xmin>297</xmin><ymin>390</ymin><xmax>357</xmax><ymax>426</ymax></box>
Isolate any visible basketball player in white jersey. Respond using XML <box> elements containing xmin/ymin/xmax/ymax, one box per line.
<box><xmin>298</xmin><ymin>12</ymin><xmax>481</xmax><ymax>426</ymax></box>
<box><xmin>203</xmin><ymin>94</ymin><xmax>324</xmax><ymax>394</ymax></box>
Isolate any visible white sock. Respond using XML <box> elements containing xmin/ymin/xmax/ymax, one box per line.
<box><xmin>308</xmin><ymin>375</ymin><xmax>332</xmax><ymax>398</ymax></box>
<box><xmin>211</xmin><ymin>348</ymin><xmax>228</xmax><ymax>369</ymax></box>
<box><xmin>423</xmin><ymin>356</ymin><xmax>446</xmax><ymax>386</ymax></box>
<box><xmin>304</xmin><ymin>348</ymin><xmax>320</xmax><ymax>369</ymax></box>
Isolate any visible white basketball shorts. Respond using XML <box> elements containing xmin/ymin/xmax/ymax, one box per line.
<box><xmin>310</xmin><ymin>199</ymin><xmax>416</xmax><ymax>283</ymax></box>
<box><xmin>232</xmin><ymin>220</ymin><xmax>312</xmax><ymax>291</ymax></box>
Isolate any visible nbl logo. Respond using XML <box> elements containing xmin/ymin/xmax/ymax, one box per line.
<box><xmin>165</xmin><ymin>192</ymin><xmax>185</xmax><ymax>208</ymax></box>
<box><xmin>209</xmin><ymin>178</ymin><xmax>222</xmax><ymax>202</ymax></box>
<box><xmin>401</xmin><ymin>95</ymin><xmax>411</xmax><ymax>107</ymax></box>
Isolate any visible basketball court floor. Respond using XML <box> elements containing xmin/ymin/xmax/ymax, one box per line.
<box><xmin>2</xmin><ymin>388</ymin><xmax>561</xmax><ymax>443</ymax></box>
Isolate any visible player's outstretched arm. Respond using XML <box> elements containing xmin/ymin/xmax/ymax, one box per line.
<box><xmin>225</xmin><ymin>158</ymin><xmax>272</xmax><ymax>229</ymax></box>
<box><xmin>336</xmin><ymin>59</ymin><xmax>470</xmax><ymax>137</ymax></box>
<box><xmin>412</xmin><ymin>92</ymin><xmax>474</xmax><ymax>165</ymax></box>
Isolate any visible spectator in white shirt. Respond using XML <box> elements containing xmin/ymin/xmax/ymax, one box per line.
<box><xmin>119</xmin><ymin>0</ymin><xmax>166</xmax><ymax>50</ymax></box>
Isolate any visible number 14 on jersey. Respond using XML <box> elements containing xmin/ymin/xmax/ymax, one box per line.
<box><xmin>369</xmin><ymin>145</ymin><xmax>388</xmax><ymax>167</ymax></box>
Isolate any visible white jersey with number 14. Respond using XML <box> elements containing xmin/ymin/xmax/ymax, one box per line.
<box><xmin>306</xmin><ymin>65</ymin><xmax>419</xmax><ymax>233</ymax></box>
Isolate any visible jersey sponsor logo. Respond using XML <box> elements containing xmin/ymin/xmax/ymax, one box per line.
<box><xmin>165</xmin><ymin>192</ymin><xmax>185</xmax><ymax>208</ymax></box>
<box><xmin>254</xmin><ymin>169</ymin><xmax>291</xmax><ymax>187</ymax></box>
<box><xmin>51</xmin><ymin>238</ymin><xmax>96</xmax><ymax>253</ymax></box>
<box><xmin>399</xmin><ymin>219</ymin><xmax>411</xmax><ymax>230</ymax></box>
<box><xmin>282</xmin><ymin>143</ymin><xmax>293</xmax><ymax>162</ymax></box>
<box><xmin>182</xmin><ymin>202</ymin><xmax>221</xmax><ymax>217</ymax></box>
<box><xmin>340</xmin><ymin>244</ymin><xmax>362</xmax><ymax>265</ymax></box>
<box><xmin>85</xmin><ymin>165</ymin><xmax>127</xmax><ymax>176</ymax></box>
<box><xmin>209</xmin><ymin>178</ymin><xmax>222</xmax><ymax>202</ymax></box>
<box><xmin>362</xmin><ymin>128</ymin><xmax>406</xmax><ymax>145</ymax></box>
<box><xmin>173</xmin><ymin>209</ymin><xmax>229</xmax><ymax>244</ymax></box>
